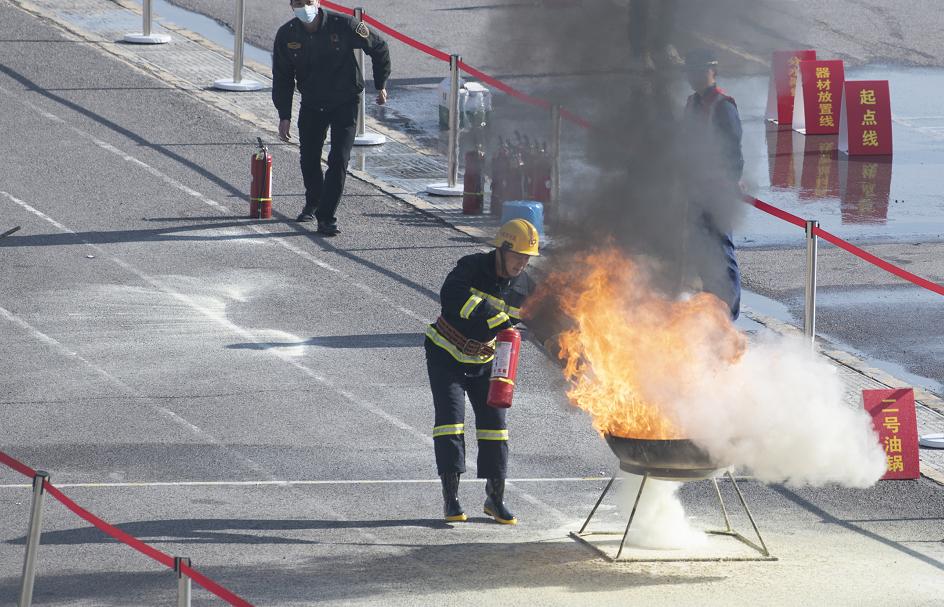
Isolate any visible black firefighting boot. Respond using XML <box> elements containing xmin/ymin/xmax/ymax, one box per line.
<box><xmin>483</xmin><ymin>478</ymin><xmax>517</xmax><ymax>525</ymax></box>
<box><xmin>440</xmin><ymin>473</ymin><xmax>467</xmax><ymax>522</ymax></box>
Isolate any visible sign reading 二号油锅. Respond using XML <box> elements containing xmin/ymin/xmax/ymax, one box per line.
<box><xmin>863</xmin><ymin>388</ymin><xmax>919</xmax><ymax>480</ymax></box>
<box><xmin>840</xmin><ymin>81</ymin><xmax>893</xmax><ymax>156</ymax></box>
<box><xmin>792</xmin><ymin>60</ymin><xmax>845</xmax><ymax>135</ymax></box>
<box><xmin>766</xmin><ymin>49</ymin><xmax>816</xmax><ymax>125</ymax></box>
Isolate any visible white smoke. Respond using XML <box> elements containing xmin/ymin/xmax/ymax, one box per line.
<box><xmin>615</xmin><ymin>473</ymin><xmax>706</xmax><ymax>550</ymax></box>
<box><xmin>668</xmin><ymin>333</ymin><xmax>887</xmax><ymax>488</ymax></box>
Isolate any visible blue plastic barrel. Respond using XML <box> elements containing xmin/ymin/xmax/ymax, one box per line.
<box><xmin>499</xmin><ymin>200</ymin><xmax>544</xmax><ymax>238</ymax></box>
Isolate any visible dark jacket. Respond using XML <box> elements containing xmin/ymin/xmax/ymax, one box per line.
<box><xmin>272</xmin><ymin>11</ymin><xmax>391</xmax><ymax>119</ymax></box>
<box><xmin>425</xmin><ymin>251</ymin><xmax>535</xmax><ymax>367</ymax></box>
<box><xmin>684</xmin><ymin>84</ymin><xmax>744</xmax><ymax>180</ymax></box>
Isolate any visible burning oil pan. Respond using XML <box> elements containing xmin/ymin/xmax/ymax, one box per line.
<box><xmin>570</xmin><ymin>434</ymin><xmax>777</xmax><ymax>562</ymax></box>
<box><xmin>604</xmin><ymin>434</ymin><xmax>719</xmax><ymax>480</ymax></box>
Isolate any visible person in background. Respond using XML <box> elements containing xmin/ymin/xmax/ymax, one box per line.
<box><xmin>682</xmin><ymin>48</ymin><xmax>743</xmax><ymax>319</ymax></box>
<box><xmin>272</xmin><ymin>0</ymin><xmax>391</xmax><ymax>236</ymax></box>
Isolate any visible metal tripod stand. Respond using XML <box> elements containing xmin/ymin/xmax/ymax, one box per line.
<box><xmin>569</xmin><ymin>471</ymin><xmax>776</xmax><ymax>562</ymax></box>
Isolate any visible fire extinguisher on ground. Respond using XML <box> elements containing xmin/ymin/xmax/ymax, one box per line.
<box><xmin>462</xmin><ymin>145</ymin><xmax>485</xmax><ymax>215</ymax></box>
<box><xmin>529</xmin><ymin>142</ymin><xmax>552</xmax><ymax>205</ymax></box>
<box><xmin>487</xmin><ymin>328</ymin><xmax>522</xmax><ymax>409</ymax></box>
<box><xmin>250</xmin><ymin>137</ymin><xmax>273</xmax><ymax>219</ymax></box>
<box><xmin>490</xmin><ymin>139</ymin><xmax>510</xmax><ymax>216</ymax></box>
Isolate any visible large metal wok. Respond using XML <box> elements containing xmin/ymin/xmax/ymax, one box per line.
<box><xmin>604</xmin><ymin>434</ymin><xmax>720</xmax><ymax>480</ymax></box>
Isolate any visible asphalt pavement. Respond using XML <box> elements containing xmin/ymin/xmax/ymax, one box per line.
<box><xmin>1</xmin><ymin>0</ymin><xmax>943</xmax><ymax>605</ymax></box>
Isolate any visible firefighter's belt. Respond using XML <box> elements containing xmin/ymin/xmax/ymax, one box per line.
<box><xmin>435</xmin><ymin>317</ymin><xmax>496</xmax><ymax>357</ymax></box>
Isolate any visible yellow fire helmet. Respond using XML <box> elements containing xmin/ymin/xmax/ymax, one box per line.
<box><xmin>492</xmin><ymin>218</ymin><xmax>540</xmax><ymax>256</ymax></box>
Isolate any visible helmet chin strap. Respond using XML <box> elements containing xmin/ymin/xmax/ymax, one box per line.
<box><xmin>497</xmin><ymin>247</ymin><xmax>509</xmax><ymax>279</ymax></box>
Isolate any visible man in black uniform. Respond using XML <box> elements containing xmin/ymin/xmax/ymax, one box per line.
<box><xmin>425</xmin><ymin>219</ymin><xmax>539</xmax><ymax>524</ymax></box>
<box><xmin>682</xmin><ymin>49</ymin><xmax>743</xmax><ymax>319</ymax></box>
<box><xmin>272</xmin><ymin>0</ymin><xmax>391</xmax><ymax>236</ymax></box>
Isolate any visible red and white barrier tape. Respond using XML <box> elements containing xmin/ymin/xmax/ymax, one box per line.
<box><xmin>0</xmin><ymin>449</ymin><xmax>254</xmax><ymax>607</ymax></box>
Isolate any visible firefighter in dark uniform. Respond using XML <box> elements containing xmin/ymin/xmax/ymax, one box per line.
<box><xmin>682</xmin><ymin>49</ymin><xmax>743</xmax><ymax>319</ymax></box>
<box><xmin>425</xmin><ymin>219</ymin><xmax>539</xmax><ymax>524</ymax></box>
<box><xmin>272</xmin><ymin>0</ymin><xmax>391</xmax><ymax>236</ymax></box>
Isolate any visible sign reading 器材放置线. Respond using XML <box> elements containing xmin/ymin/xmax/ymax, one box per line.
<box><xmin>792</xmin><ymin>60</ymin><xmax>845</xmax><ymax>135</ymax></box>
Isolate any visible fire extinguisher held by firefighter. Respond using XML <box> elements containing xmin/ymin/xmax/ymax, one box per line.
<box><xmin>425</xmin><ymin>219</ymin><xmax>540</xmax><ymax>524</ymax></box>
<box><xmin>250</xmin><ymin>138</ymin><xmax>273</xmax><ymax>219</ymax></box>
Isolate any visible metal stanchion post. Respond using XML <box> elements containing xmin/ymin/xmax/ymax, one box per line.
<box><xmin>18</xmin><ymin>471</ymin><xmax>49</xmax><ymax>607</ymax></box>
<box><xmin>804</xmin><ymin>220</ymin><xmax>819</xmax><ymax>346</ymax></box>
<box><xmin>175</xmin><ymin>557</ymin><xmax>192</xmax><ymax>607</ymax></box>
<box><xmin>428</xmin><ymin>55</ymin><xmax>464</xmax><ymax>196</ymax></box>
<box><xmin>213</xmin><ymin>0</ymin><xmax>262</xmax><ymax>91</ymax></box>
<box><xmin>123</xmin><ymin>0</ymin><xmax>171</xmax><ymax>44</ymax></box>
<box><xmin>549</xmin><ymin>104</ymin><xmax>562</xmax><ymax>225</ymax></box>
<box><xmin>353</xmin><ymin>8</ymin><xmax>386</xmax><ymax>147</ymax></box>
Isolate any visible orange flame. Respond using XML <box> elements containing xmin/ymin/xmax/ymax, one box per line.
<box><xmin>541</xmin><ymin>246</ymin><xmax>746</xmax><ymax>439</ymax></box>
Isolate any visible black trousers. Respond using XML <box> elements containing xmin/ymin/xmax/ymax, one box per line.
<box><xmin>426</xmin><ymin>346</ymin><xmax>508</xmax><ymax>479</ymax></box>
<box><xmin>297</xmin><ymin>99</ymin><xmax>358</xmax><ymax>226</ymax></box>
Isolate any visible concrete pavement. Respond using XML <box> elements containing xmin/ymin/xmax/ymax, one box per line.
<box><xmin>1</xmin><ymin>0</ymin><xmax>943</xmax><ymax>605</ymax></box>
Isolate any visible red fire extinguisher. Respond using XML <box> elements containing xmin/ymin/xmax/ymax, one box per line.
<box><xmin>462</xmin><ymin>145</ymin><xmax>485</xmax><ymax>215</ymax></box>
<box><xmin>487</xmin><ymin>328</ymin><xmax>522</xmax><ymax>409</ymax></box>
<box><xmin>529</xmin><ymin>143</ymin><xmax>552</xmax><ymax>205</ymax></box>
<box><xmin>250</xmin><ymin>137</ymin><xmax>273</xmax><ymax>219</ymax></box>
<box><xmin>490</xmin><ymin>139</ymin><xmax>509</xmax><ymax>216</ymax></box>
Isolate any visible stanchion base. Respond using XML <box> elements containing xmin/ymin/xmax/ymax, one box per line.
<box><xmin>427</xmin><ymin>183</ymin><xmax>464</xmax><ymax>197</ymax></box>
<box><xmin>354</xmin><ymin>132</ymin><xmax>386</xmax><ymax>146</ymax></box>
<box><xmin>122</xmin><ymin>33</ymin><xmax>171</xmax><ymax>45</ymax></box>
<box><xmin>213</xmin><ymin>79</ymin><xmax>264</xmax><ymax>92</ymax></box>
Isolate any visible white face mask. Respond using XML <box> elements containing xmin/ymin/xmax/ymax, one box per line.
<box><xmin>293</xmin><ymin>3</ymin><xmax>319</xmax><ymax>23</ymax></box>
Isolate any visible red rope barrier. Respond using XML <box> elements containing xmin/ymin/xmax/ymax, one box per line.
<box><xmin>744</xmin><ymin>196</ymin><xmax>944</xmax><ymax>297</ymax></box>
<box><xmin>813</xmin><ymin>227</ymin><xmax>944</xmax><ymax>296</ymax></box>
<box><xmin>179</xmin><ymin>562</ymin><xmax>255</xmax><ymax>607</ymax></box>
<box><xmin>320</xmin><ymin>1</ymin><xmax>354</xmax><ymax>16</ymax></box>
<box><xmin>744</xmin><ymin>196</ymin><xmax>807</xmax><ymax>228</ymax></box>
<box><xmin>0</xmin><ymin>449</ymin><xmax>254</xmax><ymax>606</ymax></box>
<box><xmin>361</xmin><ymin>13</ymin><xmax>451</xmax><ymax>63</ymax></box>
<box><xmin>43</xmin><ymin>483</ymin><xmax>177</xmax><ymax>569</ymax></box>
<box><xmin>322</xmin><ymin>1</ymin><xmax>590</xmax><ymax>126</ymax></box>
<box><xmin>457</xmin><ymin>60</ymin><xmax>551</xmax><ymax>110</ymax></box>
<box><xmin>0</xmin><ymin>449</ymin><xmax>36</xmax><ymax>478</ymax></box>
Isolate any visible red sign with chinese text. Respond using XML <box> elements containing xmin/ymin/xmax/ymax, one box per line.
<box><xmin>840</xmin><ymin>81</ymin><xmax>893</xmax><ymax>156</ymax></box>
<box><xmin>840</xmin><ymin>157</ymin><xmax>893</xmax><ymax>223</ymax></box>
<box><xmin>863</xmin><ymin>388</ymin><xmax>919</xmax><ymax>480</ymax></box>
<box><xmin>799</xmin><ymin>136</ymin><xmax>840</xmax><ymax>200</ymax></box>
<box><xmin>766</xmin><ymin>50</ymin><xmax>817</xmax><ymax>125</ymax></box>
<box><xmin>793</xmin><ymin>60</ymin><xmax>845</xmax><ymax>135</ymax></box>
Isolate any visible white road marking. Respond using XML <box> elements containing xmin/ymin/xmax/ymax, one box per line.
<box><xmin>0</xmin><ymin>82</ymin><xmax>427</xmax><ymax>324</ymax></box>
<box><xmin>0</xmin><ymin>175</ymin><xmax>566</xmax><ymax>520</ymax></box>
<box><xmin>0</xmin><ymin>477</ymin><xmax>609</xmax><ymax>490</ymax></box>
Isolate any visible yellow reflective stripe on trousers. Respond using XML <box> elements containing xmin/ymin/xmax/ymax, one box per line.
<box><xmin>433</xmin><ymin>423</ymin><xmax>465</xmax><ymax>438</ymax></box>
<box><xmin>486</xmin><ymin>311</ymin><xmax>510</xmax><ymax>329</ymax></box>
<box><xmin>476</xmin><ymin>429</ymin><xmax>509</xmax><ymax>441</ymax></box>
<box><xmin>459</xmin><ymin>294</ymin><xmax>484</xmax><ymax>319</ymax></box>
<box><xmin>469</xmin><ymin>288</ymin><xmax>521</xmax><ymax>319</ymax></box>
<box><xmin>425</xmin><ymin>325</ymin><xmax>495</xmax><ymax>364</ymax></box>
